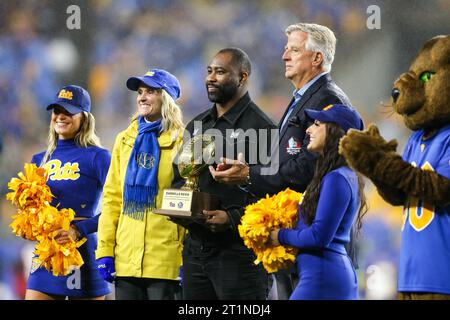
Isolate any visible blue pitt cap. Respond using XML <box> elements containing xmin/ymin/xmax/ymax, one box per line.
<box><xmin>126</xmin><ymin>68</ymin><xmax>181</xmax><ymax>100</ymax></box>
<box><xmin>304</xmin><ymin>104</ymin><xmax>364</xmax><ymax>132</ymax></box>
<box><xmin>46</xmin><ymin>85</ymin><xmax>91</xmax><ymax>114</ymax></box>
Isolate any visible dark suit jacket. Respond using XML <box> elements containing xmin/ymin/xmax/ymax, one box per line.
<box><xmin>248</xmin><ymin>73</ymin><xmax>353</xmax><ymax>197</ymax></box>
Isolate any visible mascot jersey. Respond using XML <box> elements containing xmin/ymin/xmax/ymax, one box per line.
<box><xmin>27</xmin><ymin>139</ymin><xmax>111</xmax><ymax>297</ymax></box>
<box><xmin>399</xmin><ymin>124</ymin><xmax>450</xmax><ymax>294</ymax></box>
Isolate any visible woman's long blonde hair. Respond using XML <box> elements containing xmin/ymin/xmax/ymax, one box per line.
<box><xmin>40</xmin><ymin>111</ymin><xmax>102</xmax><ymax>166</ymax></box>
<box><xmin>132</xmin><ymin>89</ymin><xmax>184</xmax><ymax>132</ymax></box>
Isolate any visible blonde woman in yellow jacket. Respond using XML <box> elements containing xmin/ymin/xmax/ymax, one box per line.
<box><xmin>96</xmin><ymin>69</ymin><xmax>185</xmax><ymax>300</ymax></box>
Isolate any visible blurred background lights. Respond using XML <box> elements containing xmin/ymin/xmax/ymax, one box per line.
<box><xmin>47</xmin><ymin>38</ymin><xmax>79</xmax><ymax>74</ymax></box>
<box><xmin>366</xmin><ymin>262</ymin><xmax>397</xmax><ymax>300</ymax></box>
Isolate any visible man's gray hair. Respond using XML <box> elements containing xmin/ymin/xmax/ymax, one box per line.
<box><xmin>285</xmin><ymin>23</ymin><xmax>336</xmax><ymax>72</ymax></box>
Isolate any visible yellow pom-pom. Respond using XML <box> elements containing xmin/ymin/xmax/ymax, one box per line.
<box><xmin>6</xmin><ymin>163</ymin><xmax>53</xmax><ymax>209</ymax></box>
<box><xmin>35</xmin><ymin>231</ymin><xmax>87</xmax><ymax>276</ymax></box>
<box><xmin>239</xmin><ymin>188</ymin><xmax>302</xmax><ymax>273</ymax></box>
<box><xmin>7</xmin><ymin>163</ymin><xmax>86</xmax><ymax>276</ymax></box>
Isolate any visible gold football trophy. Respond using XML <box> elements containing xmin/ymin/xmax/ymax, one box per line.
<box><xmin>154</xmin><ymin>134</ymin><xmax>220</xmax><ymax>220</ymax></box>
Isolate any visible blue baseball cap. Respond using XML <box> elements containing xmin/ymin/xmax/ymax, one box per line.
<box><xmin>126</xmin><ymin>68</ymin><xmax>181</xmax><ymax>100</ymax></box>
<box><xmin>46</xmin><ymin>85</ymin><xmax>91</xmax><ymax>114</ymax></box>
<box><xmin>304</xmin><ymin>104</ymin><xmax>364</xmax><ymax>132</ymax></box>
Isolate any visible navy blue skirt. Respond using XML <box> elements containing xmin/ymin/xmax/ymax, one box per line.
<box><xmin>27</xmin><ymin>233</ymin><xmax>110</xmax><ymax>297</ymax></box>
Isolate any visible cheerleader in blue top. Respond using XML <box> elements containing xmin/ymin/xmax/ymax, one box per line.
<box><xmin>25</xmin><ymin>85</ymin><xmax>111</xmax><ymax>300</ymax></box>
<box><xmin>270</xmin><ymin>104</ymin><xmax>367</xmax><ymax>300</ymax></box>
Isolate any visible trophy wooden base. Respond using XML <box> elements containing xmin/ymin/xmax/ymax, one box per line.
<box><xmin>154</xmin><ymin>189</ymin><xmax>220</xmax><ymax>220</ymax></box>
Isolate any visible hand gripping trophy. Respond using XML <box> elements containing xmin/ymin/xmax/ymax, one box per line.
<box><xmin>154</xmin><ymin>134</ymin><xmax>220</xmax><ymax>220</ymax></box>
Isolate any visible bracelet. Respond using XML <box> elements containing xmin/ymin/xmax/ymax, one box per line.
<box><xmin>245</xmin><ymin>171</ymin><xmax>251</xmax><ymax>185</ymax></box>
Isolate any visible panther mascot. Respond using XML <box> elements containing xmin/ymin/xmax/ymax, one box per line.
<box><xmin>339</xmin><ymin>35</ymin><xmax>450</xmax><ymax>300</ymax></box>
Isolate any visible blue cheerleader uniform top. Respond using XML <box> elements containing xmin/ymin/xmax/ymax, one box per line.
<box><xmin>278</xmin><ymin>166</ymin><xmax>360</xmax><ymax>300</ymax></box>
<box><xmin>27</xmin><ymin>139</ymin><xmax>111</xmax><ymax>297</ymax></box>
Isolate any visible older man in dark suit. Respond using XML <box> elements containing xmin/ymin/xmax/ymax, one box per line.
<box><xmin>210</xmin><ymin>23</ymin><xmax>361</xmax><ymax>299</ymax></box>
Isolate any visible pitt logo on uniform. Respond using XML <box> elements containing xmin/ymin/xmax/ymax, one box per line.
<box><xmin>44</xmin><ymin>159</ymin><xmax>80</xmax><ymax>181</ymax></box>
<box><xmin>58</xmin><ymin>89</ymin><xmax>74</xmax><ymax>100</ymax></box>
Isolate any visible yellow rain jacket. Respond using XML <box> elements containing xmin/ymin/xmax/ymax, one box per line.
<box><xmin>96</xmin><ymin>120</ymin><xmax>185</xmax><ymax>280</ymax></box>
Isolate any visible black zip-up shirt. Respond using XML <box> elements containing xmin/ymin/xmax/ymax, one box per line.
<box><xmin>172</xmin><ymin>92</ymin><xmax>276</xmax><ymax>247</ymax></box>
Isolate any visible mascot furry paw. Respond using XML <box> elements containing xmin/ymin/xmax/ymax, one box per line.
<box><xmin>340</xmin><ymin>35</ymin><xmax>450</xmax><ymax>300</ymax></box>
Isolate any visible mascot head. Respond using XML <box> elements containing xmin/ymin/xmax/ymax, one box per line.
<box><xmin>391</xmin><ymin>35</ymin><xmax>450</xmax><ymax>131</ymax></box>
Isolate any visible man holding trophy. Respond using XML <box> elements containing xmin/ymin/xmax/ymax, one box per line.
<box><xmin>170</xmin><ymin>48</ymin><xmax>276</xmax><ymax>300</ymax></box>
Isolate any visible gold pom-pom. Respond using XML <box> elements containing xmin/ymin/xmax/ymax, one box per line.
<box><xmin>6</xmin><ymin>163</ymin><xmax>53</xmax><ymax>209</ymax></box>
<box><xmin>239</xmin><ymin>188</ymin><xmax>303</xmax><ymax>273</ymax></box>
<box><xmin>6</xmin><ymin>163</ymin><xmax>86</xmax><ymax>276</ymax></box>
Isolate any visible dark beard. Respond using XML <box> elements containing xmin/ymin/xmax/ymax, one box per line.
<box><xmin>206</xmin><ymin>82</ymin><xmax>239</xmax><ymax>104</ymax></box>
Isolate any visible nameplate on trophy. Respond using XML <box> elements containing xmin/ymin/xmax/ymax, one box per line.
<box><xmin>160</xmin><ymin>189</ymin><xmax>193</xmax><ymax>215</ymax></box>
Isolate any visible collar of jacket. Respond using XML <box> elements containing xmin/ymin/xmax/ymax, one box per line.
<box><xmin>123</xmin><ymin>119</ymin><xmax>181</xmax><ymax>147</ymax></box>
<box><xmin>299</xmin><ymin>73</ymin><xmax>331</xmax><ymax>102</ymax></box>
<box><xmin>200</xmin><ymin>91</ymin><xmax>252</xmax><ymax>125</ymax></box>
<box><xmin>279</xmin><ymin>73</ymin><xmax>332</xmax><ymax>138</ymax></box>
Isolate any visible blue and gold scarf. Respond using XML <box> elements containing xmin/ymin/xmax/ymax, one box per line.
<box><xmin>123</xmin><ymin>116</ymin><xmax>161</xmax><ymax>220</ymax></box>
